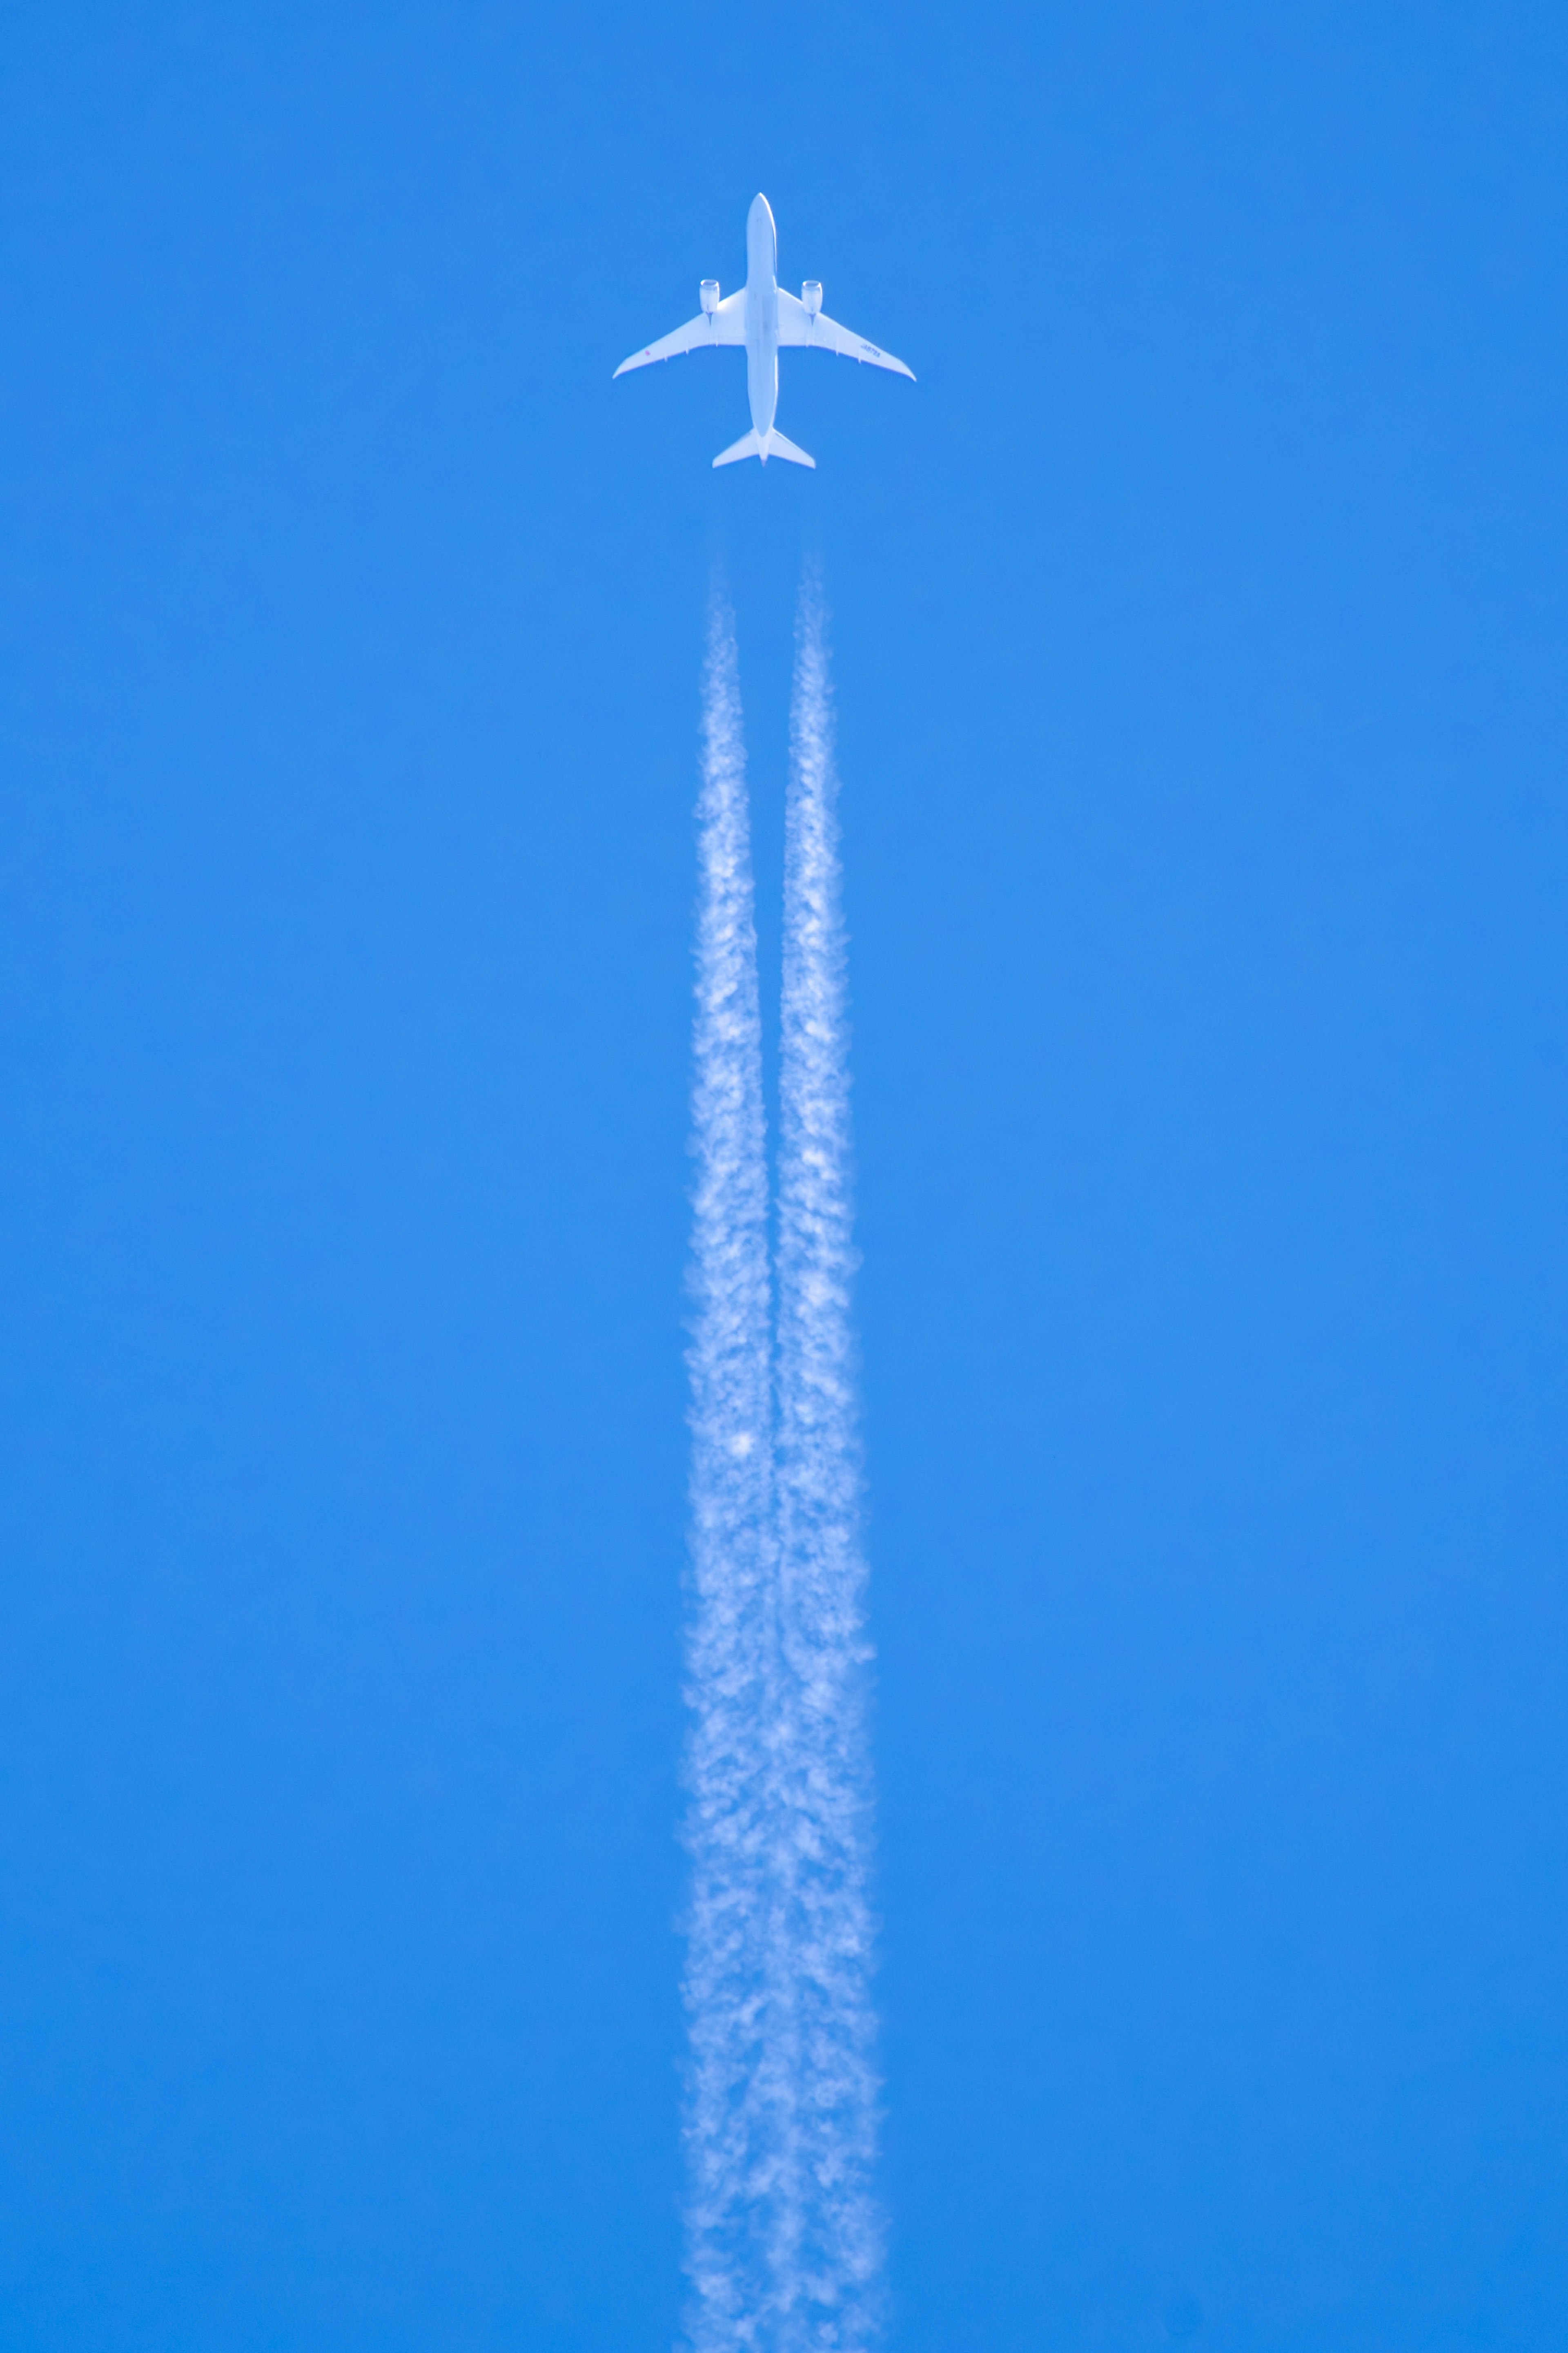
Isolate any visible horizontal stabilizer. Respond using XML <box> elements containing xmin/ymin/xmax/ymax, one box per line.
<box><xmin>711</xmin><ymin>426</ymin><xmax>817</xmax><ymax>471</ymax></box>
<box><xmin>762</xmin><ymin>427</ymin><xmax>815</xmax><ymax>468</ymax></box>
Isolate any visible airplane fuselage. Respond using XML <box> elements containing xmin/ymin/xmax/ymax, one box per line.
<box><xmin>744</xmin><ymin>194</ymin><xmax>780</xmax><ymax>440</ymax></box>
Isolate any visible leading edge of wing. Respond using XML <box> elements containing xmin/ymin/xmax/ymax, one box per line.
<box><xmin>614</xmin><ymin>290</ymin><xmax>746</xmax><ymax>376</ymax></box>
<box><xmin>775</xmin><ymin>288</ymin><xmax>914</xmax><ymax>379</ymax></box>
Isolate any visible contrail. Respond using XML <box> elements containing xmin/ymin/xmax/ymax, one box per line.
<box><xmin>682</xmin><ymin>593</ymin><xmax>778</xmax><ymax>2353</ymax></box>
<box><xmin>771</xmin><ymin>578</ymin><xmax>883</xmax><ymax>2352</ymax></box>
<box><xmin>681</xmin><ymin>581</ymin><xmax>882</xmax><ymax>2353</ymax></box>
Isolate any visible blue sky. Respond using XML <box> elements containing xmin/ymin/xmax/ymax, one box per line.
<box><xmin>2</xmin><ymin>4</ymin><xmax>1566</xmax><ymax>2348</ymax></box>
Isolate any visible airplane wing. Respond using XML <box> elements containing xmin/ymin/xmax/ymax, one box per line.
<box><xmin>614</xmin><ymin>291</ymin><xmax>746</xmax><ymax>376</ymax></box>
<box><xmin>776</xmin><ymin>288</ymin><xmax>914</xmax><ymax>379</ymax></box>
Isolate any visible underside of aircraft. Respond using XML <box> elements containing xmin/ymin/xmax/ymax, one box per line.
<box><xmin>614</xmin><ymin>194</ymin><xmax>913</xmax><ymax>468</ymax></box>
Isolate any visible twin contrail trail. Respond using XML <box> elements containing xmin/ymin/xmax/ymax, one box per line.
<box><xmin>683</xmin><ymin>582</ymin><xmax>882</xmax><ymax>2353</ymax></box>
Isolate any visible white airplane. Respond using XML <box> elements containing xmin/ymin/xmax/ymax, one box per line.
<box><xmin>614</xmin><ymin>193</ymin><xmax>913</xmax><ymax>468</ymax></box>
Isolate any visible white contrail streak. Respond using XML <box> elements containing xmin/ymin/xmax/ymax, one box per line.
<box><xmin>773</xmin><ymin>579</ymin><xmax>883</xmax><ymax>2352</ymax></box>
<box><xmin>682</xmin><ymin>595</ymin><xmax>778</xmax><ymax>2353</ymax></box>
<box><xmin>682</xmin><ymin>581</ymin><xmax>882</xmax><ymax>2353</ymax></box>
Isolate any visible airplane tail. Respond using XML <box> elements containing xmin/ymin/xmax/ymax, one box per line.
<box><xmin>712</xmin><ymin>426</ymin><xmax>816</xmax><ymax>470</ymax></box>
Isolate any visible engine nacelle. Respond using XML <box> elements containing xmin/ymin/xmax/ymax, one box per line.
<box><xmin>802</xmin><ymin>279</ymin><xmax>823</xmax><ymax>317</ymax></box>
<box><xmin>700</xmin><ymin>279</ymin><xmax>720</xmax><ymax>316</ymax></box>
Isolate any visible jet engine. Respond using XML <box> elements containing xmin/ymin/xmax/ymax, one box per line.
<box><xmin>700</xmin><ymin>279</ymin><xmax>720</xmax><ymax>316</ymax></box>
<box><xmin>802</xmin><ymin>280</ymin><xmax>823</xmax><ymax>317</ymax></box>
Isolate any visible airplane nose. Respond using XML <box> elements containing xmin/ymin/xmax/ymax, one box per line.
<box><xmin>748</xmin><ymin>192</ymin><xmax>777</xmax><ymax>270</ymax></box>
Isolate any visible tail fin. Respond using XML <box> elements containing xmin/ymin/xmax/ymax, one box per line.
<box><xmin>712</xmin><ymin>426</ymin><xmax>817</xmax><ymax>470</ymax></box>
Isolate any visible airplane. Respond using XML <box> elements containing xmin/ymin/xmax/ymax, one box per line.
<box><xmin>613</xmin><ymin>193</ymin><xmax>913</xmax><ymax>469</ymax></box>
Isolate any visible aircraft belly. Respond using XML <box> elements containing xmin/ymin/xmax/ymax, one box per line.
<box><xmin>746</xmin><ymin>325</ymin><xmax>778</xmax><ymax>436</ymax></box>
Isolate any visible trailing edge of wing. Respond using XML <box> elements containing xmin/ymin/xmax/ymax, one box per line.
<box><xmin>614</xmin><ymin>290</ymin><xmax>746</xmax><ymax>375</ymax></box>
<box><xmin>775</xmin><ymin>288</ymin><xmax>914</xmax><ymax>378</ymax></box>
